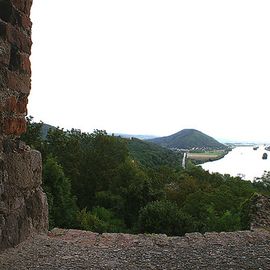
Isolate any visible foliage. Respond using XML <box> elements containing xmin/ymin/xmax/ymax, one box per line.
<box><xmin>239</xmin><ymin>193</ymin><xmax>260</xmax><ymax>230</ymax></box>
<box><xmin>22</xmin><ymin>117</ymin><xmax>270</xmax><ymax>235</ymax></box>
<box><xmin>139</xmin><ymin>200</ymin><xmax>192</xmax><ymax>236</ymax></box>
<box><xmin>253</xmin><ymin>171</ymin><xmax>270</xmax><ymax>194</ymax></box>
<box><xmin>43</xmin><ymin>155</ymin><xmax>78</xmax><ymax>229</ymax></box>
<box><xmin>127</xmin><ymin>138</ymin><xmax>183</xmax><ymax>169</ymax></box>
<box><xmin>21</xmin><ymin>116</ymin><xmax>43</xmax><ymax>150</ymax></box>
<box><xmin>77</xmin><ymin>207</ymin><xmax>125</xmax><ymax>233</ymax></box>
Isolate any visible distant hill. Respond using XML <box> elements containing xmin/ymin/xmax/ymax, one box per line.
<box><xmin>126</xmin><ymin>137</ymin><xmax>183</xmax><ymax>169</ymax></box>
<box><xmin>147</xmin><ymin>129</ymin><xmax>226</xmax><ymax>150</ymax></box>
<box><xmin>39</xmin><ymin>123</ymin><xmax>181</xmax><ymax>168</ymax></box>
<box><xmin>114</xmin><ymin>133</ymin><xmax>157</xmax><ymax>140</ymax></box>
<box><xmin>41</xmin><ymin>123</ymin><xmax>56</xmax><ymax>139</ymax></box>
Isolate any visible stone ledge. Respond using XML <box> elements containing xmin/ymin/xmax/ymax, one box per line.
<box><xmin>48</xmin><ymin>227</ymin><xmax>270</xmax><ymax>249</ymax></box>
<box><xmin>1</xmin><ymin>228</ymin><xmax>270</xmax><ymax>269</ymax></box>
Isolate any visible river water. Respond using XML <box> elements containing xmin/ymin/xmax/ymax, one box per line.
<box><xmin>201</xmin><ymin>145</ymin><xmax>270</xmax><ymax>181</ymax></box>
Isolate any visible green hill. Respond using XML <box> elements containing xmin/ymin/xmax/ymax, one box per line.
<box><xmin>39</xmin><ymin>123</ymin><xmax>182</xmax><ymax>169</ymax></box>
<box><xmin>41</xmin><ymin>123</ymin><xmax>56</xmax><ymax>139</ymax></box>
<box><xmin>147</xmin><ymin>129</ymin><xmax>226</xmax><ymax>150</ymax></box>
<box><xmin>126</xmin><ymin>137</ymin><xmax>183</xmax><ymax>169</ymax></box>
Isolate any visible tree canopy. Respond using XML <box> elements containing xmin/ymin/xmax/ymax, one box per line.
<box><xmin>22</xmin><ymin>118</ymin><xmax>270</xmax><ymax>235</ymax></box>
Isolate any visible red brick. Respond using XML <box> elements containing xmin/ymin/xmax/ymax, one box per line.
<box><xmin>5</xmin><ymin>96</ymin><xmax>17</xmax><ymax>113</ymax></box>
<box><xmin>6</xmin><ymin>23</ymin><xmax>32</xmax><ymax>54</ymax></box>
<box><xmin>9</xmin><ymin>45</ymin><xmax>20</xmax><ymax>71</ymax></box>
<box><xmin>16</xmin><ymin>96</ymin><xmax>28</xmax><ymax>113</ymax></box>
<box><xmin>0</xmin><ymin>20</ymin><xmax>32</xmax><ymax>53</ymax></box>
<box><xmin>3</xmin><ymin>95</ymin><xmax>28</xmax><ymax>115</ymax></box>
<box><xmin>0</xmin><ymin>39</ymin><xmax>11</xmax><ymax>66</ymax></box>
<box><xmin>19</xmin><ymin>53</ymin><xmax>31</xmax><ymax>74</ymax></box>
<box><xmin>0</xmin><ymin>1</ymin><xmax>32</xmax><ymax>33</ymax></box>
<box><xmin>7</xmin><ymin>70</ymin><xmax>31</xmax><ymax>94</ymax></box>
<box><xmin>19</xmin><ymin>13</ymin><xmax>32</xmax><ymax>32</ymax></box>
<box><xmin>3</xmin><ymin>117</ymin><xmax>26</xmax><ymax>135</ymax></box>
<box><xmin>8</xmin><ymin>48</ymin><xmax>31</xmax><ymax>74</ymax></box>
<box><xmin>0</xmin><ymin>67</ymin><xmax>7</xmax><ymax>84</ymax></box>
<box><xmin>11</xmin><ymin>0</ymin><xmax>33</xmax><ymax>16</ymax></box>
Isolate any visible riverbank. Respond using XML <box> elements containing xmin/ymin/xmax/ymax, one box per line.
<box><xmin>187</xmin><ymin>149</ymin><xmax>230</xmax><ymax>165</ymax></box>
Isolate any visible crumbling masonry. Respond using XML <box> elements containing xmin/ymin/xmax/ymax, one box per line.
<box><xmin>0</xmin><ymin>0</ymin><xmax>48</xmax><ymax>250</ymax></box>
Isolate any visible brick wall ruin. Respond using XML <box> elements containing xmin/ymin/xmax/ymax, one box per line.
<box><xmin>0</xmin><ymin>0</ymin><xmax>48</xmax><ymax>250</ymax></box>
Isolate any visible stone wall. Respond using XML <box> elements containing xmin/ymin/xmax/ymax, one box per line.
<box><xmin>250</xmin><ymin>193</ymin><xmax>270</xmax><ymax>230</ymax></box>
<box><xmin>0</xmin><ymin>0</ymin><xmax>48</xmax><ymax>251</ymax></box>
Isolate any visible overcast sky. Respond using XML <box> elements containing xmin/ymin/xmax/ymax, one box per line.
<box><xmin>29</xmin><ymin>1</ymin><xmax>270</xmax><ymax>142</ymax></box>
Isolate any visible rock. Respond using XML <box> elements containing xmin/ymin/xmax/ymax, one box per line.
<box><xmin>1</xmin><ymin>229</ymin><xmax>270</xmax><ymax>269</ymax></box>
<box><xmin>0</xmin><ymin>148</ymin><xmax>48</xmax><ymax>251</ymax></box>
<box><xmin>250</xmin><ymin>194</ymin><xmax>270</xmax><ymax>230</ymax></box>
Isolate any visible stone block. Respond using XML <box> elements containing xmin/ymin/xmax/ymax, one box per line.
<box><xmin>5</xmin><ymin>149</ymin><xmax>42</xmax><ymax>189</ymax></box>
<box><xmin>9</xmin><ymin>45</ymin><xmax>20</xmax><ymax>70</ymax></box>
<box><xmin>0</xmin><ymin>39</ymin><xmax>11</xmax><ymax>66</ymax></box>
<box><xmin>0</xmin><ymin>1</ymin><xmax>13</xmax><ymax>23</ymax></box>
<box><xmin>11</xmin><ymin>0</ymin><xmax>33</xmax><ymax>16</ymax></box>
<box><xmin>8</xmin><ymin>46</ymin><xmax>31</xmax><ymax>74</ymax></box>
<box><xmin>0</xmin><ymin>20</ymin><xmax>32</xmax><ymax>54</ymax></box>
<box><xmin>19</xmin><ymin>13</ymin><xmax>32</xmax><ymax>33</ymax></box>
<box><xmin>4</xmin><ymin>95</ymin><xmax>16</xmax><ymax>112</ymax></box>
<box><xmin>2</xmin><ymin>117</ymin><xmax>27</xmax><ymax>135</ymax></box>
<box><xmin>7</xmin><ymin>69</ymin><xmax>31</xmax><ymax>94</ymax></box>
<box><xmin>25</xmin><ymin>187</ymin><xmax>48</xmax><ymax>232</ymax></box>
<box><xmin>16</xmin><ymin>96</ymin><xmax>28</xmax><ymax>113</ymax></box>
<box><xmin>0</xmin><ymin>1</ymin><xmax>32</xmax><ymax>33</ymax></box>
<box><xmin>6</xmin><ymin>23</ymin><xmax>32</xmax><ymax>54</ymax></box>
<box><xmin>0</xmin><ymin>68</ymin><xmax>31</xmax><ymax>94</ymax></box>
<box><xmin>0</xmin><ymin>20</ymin><xmax>8</xmax><ymax>39</ymax></box>
<box><xmin>0</xmin><ymin>149</ymin><xmax>48</xmax><ymax>251</ymax></box>
<box><xmin>2</xmin><ymin>95</ymin><xmax>28</xmax><ymax>114</ymax></box>
<box><xmin>19</xmin><ymin>52</ymin><xmax>31</xmax><ymax>74</ymax></box>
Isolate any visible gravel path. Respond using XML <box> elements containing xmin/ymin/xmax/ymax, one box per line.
<box><xmin>1</xmin><ymin>228</ymin><xmax>270</xmax><ymax>269</ymax></box>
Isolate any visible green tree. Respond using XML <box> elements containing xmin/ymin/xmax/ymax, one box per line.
<box><xmin>165</xmin><ymin>174</ymin><xmax>198</xmax><ymax>206</ymax></box>
<box><xmin>75</xmin><ymin>130</ymin><xmax>129</xmax><ymax>209</ymax></box>
<box><xmin>77</xmin><ymin>207</ymin><xmax>125</xmax><ymax>233</ymax></box>
<box><xmin>21</xmin><ymin>116</ymin><xmax>43</xmax><ymax>150</ymax></box>
<box><xmin>110</xmin><ymin>159</ymin><xmax>154</xmax><ymax>227</ymax></box>
<box><xmin>217</xmin><ymin>210</ymin><xmax>241</xmax><ymax>231</ymax></box>
<box><xmin>139</xmin><ymin>200</ymin><xmax>192</xmax><ymax>236</ymax></box>
<box><xmin>43</xmin><ymin>156</ymin><xmax>78</xmax><ymax>228</ymax></box>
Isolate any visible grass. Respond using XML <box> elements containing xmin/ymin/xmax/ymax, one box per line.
<box><xmin>187</xmin><ymin>150</ymin><xmax>226</xmax><ymax>161</ymax></box>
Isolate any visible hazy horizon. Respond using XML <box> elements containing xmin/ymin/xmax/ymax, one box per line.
<box><xmin>29</xmin><ymin>1</ymin><xmax>270</xmax><ymax>143</ymax></box>
<box><xmin>38</xmin><ymin>120</ymin><xmax>270</xmax><ymax>144</ymax></box>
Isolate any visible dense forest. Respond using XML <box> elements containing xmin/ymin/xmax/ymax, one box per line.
<box><xmin>21</xmin><ymin>117</ymin><xmax>270</xmax><ymax>236</ymax></box>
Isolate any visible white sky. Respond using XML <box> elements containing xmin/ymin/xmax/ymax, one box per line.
<box><xmin>29</xmin><ymin>0</ymin><xmax>270</xmax><ymax>142</ymax></box>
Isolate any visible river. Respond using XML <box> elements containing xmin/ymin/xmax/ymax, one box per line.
<box><xmin>201</xmin><ymin>145</ymin><xmax>270</xmax><ymax>181</ymax></box>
